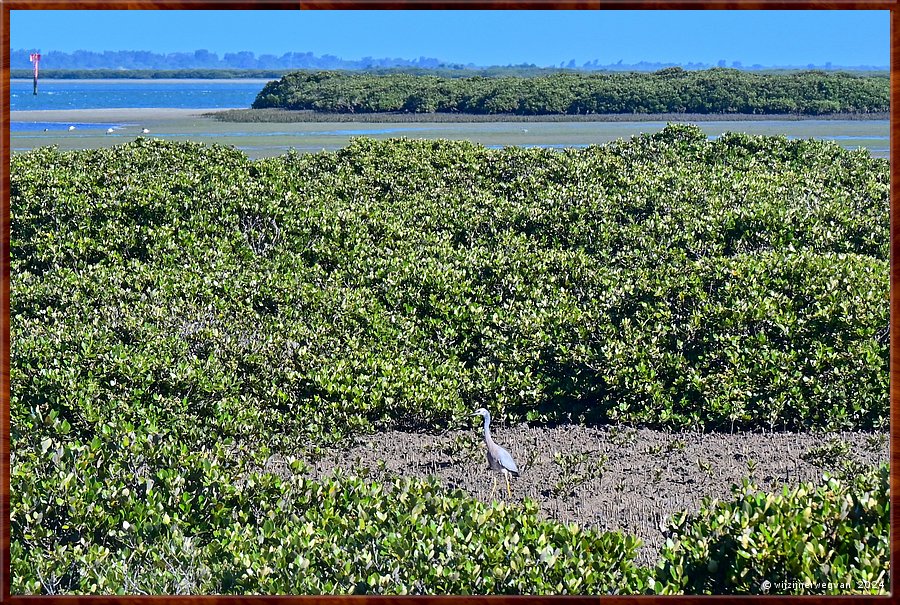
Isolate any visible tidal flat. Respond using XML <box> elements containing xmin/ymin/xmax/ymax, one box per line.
<box><xmin>11</xmin><ymin>108</ymin><xmax>889</xmax><ymax>159</ymax></box>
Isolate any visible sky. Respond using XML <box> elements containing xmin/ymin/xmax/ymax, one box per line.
<box><xmin>10</xmin><ymin>10</ymin><xmax>889</xmax><ymax>68</ymax></box>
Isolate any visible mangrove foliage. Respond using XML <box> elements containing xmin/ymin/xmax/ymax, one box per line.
<box><xmin>252</xmin><ymin>68</ymin><xmax>889</xmax><ymax>115</ymax></box>
<box><xmin>10</xmin><ymin>125</ymin><xmax>889</xmax><ymax>593</ymax></box>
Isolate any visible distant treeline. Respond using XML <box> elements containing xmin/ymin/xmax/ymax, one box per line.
<box><xmin>11</xmin><ymin>47</ymin><xmax>888</xmax><ymax>73</ymax></box>
<box><xmin>11</xmin><ymin>69</ymin><xmax>290</xmax><ymax>80</ymax></box>
<box><xmin>10</xmin><ymin>66</ymin><xmax>660</xmax><ymax>80</ymax></box>
<box><xmin>10</xmin><ymin>48</ymin><xmax>449</xmax><ymax>71</ymax></box>
<box><xmin>252</xmin><ymin>68</ymin><xmax>889</xmax><ymax>115</ymax></box>
<box><xmin>12</xmin><ymin>65</ymin><xmax>891</xmax><ymax>82</ymax></box>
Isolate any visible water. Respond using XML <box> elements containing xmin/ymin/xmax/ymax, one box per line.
<box><xmin>10</xmin><ymin>79</ymin><xmax>889</xmax><ymax>159</ymax></box>
<box><xmin>11</xmin><ymin>78</ymin><xmax>269</xmax><ymax>110</ymax></box>
<box><xmin>11</xmin><ymin>121</ymin><xmax>123</xmax><ymax>132</ymax></box>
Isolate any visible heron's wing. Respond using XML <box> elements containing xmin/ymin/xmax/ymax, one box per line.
<box><xmin>496</xmin><ymin>445</ymin><xmax>518</xmax><ymax>474</ymax></box>
<box><xmin>485</xmin><ymin>449</ymin><xmax>498</xmax><ymax>470</ymax></box>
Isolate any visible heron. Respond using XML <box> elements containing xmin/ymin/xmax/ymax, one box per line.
<box><xmin>472</xmin><ymin>408</ymin><xmax>518</xmax><ymax>498</ymax></box>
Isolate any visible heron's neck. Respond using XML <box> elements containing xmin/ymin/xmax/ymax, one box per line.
<box><xmin>482</xmin><ymin>415</ymin><xmax>492</xmax><ymax>441</ymax></box>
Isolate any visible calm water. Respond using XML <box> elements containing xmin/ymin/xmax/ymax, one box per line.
<box><xmin>11</xmin><ymin>78</ymin><xmax>268</xmax><ymax>110</ymax></box>
<box><xmin>10</xmin><ymin>79</ymin><xmax>890</xmax><ymax>159</ymax></box>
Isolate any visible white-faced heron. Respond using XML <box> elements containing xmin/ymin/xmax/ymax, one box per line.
<box><xmin>472</xmin><ymin>407</ymin><xmax>519</xmax><ymax>498</ymax></box>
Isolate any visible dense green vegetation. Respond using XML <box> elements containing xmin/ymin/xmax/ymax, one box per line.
<box><xmin>13</xmin><ymin>412</ymin><xmax>888</xmax><ymax>595</ymax></box>
<box><xmin>13</xmin><ymin>427</ymin><xmax>650</xmax><ymax>594</ymax></box>
<box><xmin>12</xmin><ymin>126</ymin><xmax>888</xmax><ymax>438</ymax></box>
<box><xmin>212</xmin><ymin>108</ymin><xmax>889</xmax><ymax>124</ymax></box>
<box><xmin>11</xmin><ymin>126</ymin><xmax>888</xmax><ymax>593</ymax></box>
<box><xmin>252</xmin><ymin>68</ymin><xmax>889</xmax><ymax>115</ymax></box>
<box><xmin>655</xmin><ymin>464</ymin><xmax>889</xmax><ymax>594</ymax></box>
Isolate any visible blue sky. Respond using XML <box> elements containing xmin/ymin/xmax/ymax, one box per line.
<box><xmin>10</xmin><ymin>10</ymin><xmax>888</xmax><ymax>67</ymax></box>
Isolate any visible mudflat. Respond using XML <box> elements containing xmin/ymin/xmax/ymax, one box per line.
<box><xmin>259</xmin><ymin>425</ymin><xmax>888</xmax><ymax>568</ymax></box>
<box><xmin>12</xmin><ymin>107</ymin><xmax>234</xmax><ymax>122</ymax></box>
<box><xmin>11</xmin><ymin>108</ymin><xmax>889</xmax><ymax>160</ymax></box>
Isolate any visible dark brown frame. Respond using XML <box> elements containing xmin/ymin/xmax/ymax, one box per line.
<box><xmin>0</xmin><ymin>2</ymin><xmax>896</xmax><ymax>602</ymax></box>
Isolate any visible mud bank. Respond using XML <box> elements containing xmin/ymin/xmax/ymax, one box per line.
<box><xmin>262</xmin><ymin>425</ymin><xmax>887</xmax><ymax>567</ymax></box>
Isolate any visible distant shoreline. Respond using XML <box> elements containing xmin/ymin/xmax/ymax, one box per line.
<box><xmin>209</xmin><ymin>108</ymin><xmax>890</xmax><ymax>124</ymax></box>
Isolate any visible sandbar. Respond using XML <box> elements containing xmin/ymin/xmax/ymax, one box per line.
<box><xmin>11</xmin><ymin>107</ymin><xmax>235</xmax><ymax>123</ymax></box>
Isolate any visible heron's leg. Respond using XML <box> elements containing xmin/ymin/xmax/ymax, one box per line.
<box><xmin>505</xmin><ymin>471</ymin><xmax>511</xmax><ymax>497</ymax></box>
<box><xmin>489</xmin><ymin>475</ymin><xmax>496</xmax><ymax>500</ymax></box>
